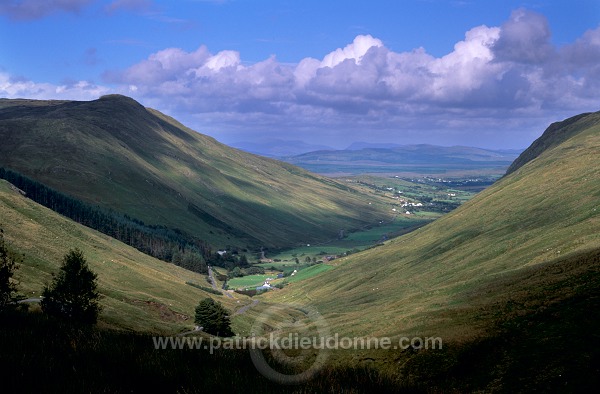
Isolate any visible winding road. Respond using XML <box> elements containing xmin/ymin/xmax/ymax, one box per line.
<box><xmin>208</xmin><ymin>266</ymin><xmax>233</xmax><ymax>298</ymax></box>
<box><xmin>233</xmin><ymin>299</ymin><xmax>259</xmax><ymax>316</ymax></box>
<box><xmin>17</xmin><ymin>297</ymin><xmax>42</xmax><ymax>303</ymax></box>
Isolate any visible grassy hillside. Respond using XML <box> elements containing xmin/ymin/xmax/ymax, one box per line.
<box><xmin>0</xmin><ymin>179</ymin><xmax>280</xmax><ymax>334</ymax></box>
<box><xmin>506</xmin><ymin>111</ymin><xmax>600</xmax><ymax>175</ymax></box>
<box><xmin>0</xmin><ymin>95</ymin><xmax>390</xmax><ymax>250</ymax></box>
<box><xmin>263</xmin><ymin>111</ymin><xmax>600</xmax><ymax>352</ymax></box>
<box><xmin>2</xmin><ymin>108</ymin><xmax>599</xmax><ymax>391</ymax></box>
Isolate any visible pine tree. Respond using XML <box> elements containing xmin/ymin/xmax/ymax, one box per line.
<box><xmin>0</xmin><ymin>228</ymin><xmax>20</xmax><ymax>311</ymax></box>
<box><xmin>238</xmin><ymin>254</ymin><xmax>249</xmax><ymax>268</ymax></box>
<box><xmin>41</xmin><ymin>248</ymin><xmax>101</xmax><ymax>324</ymax></box>
<box><xmin>194</xmin><ymin>297</ymin><xmax>234</xmax><ymax>337</ymax></box>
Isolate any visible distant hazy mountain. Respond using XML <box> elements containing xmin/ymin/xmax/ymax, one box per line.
<box><xmin>345</xmin><ymin>141</ymin><xmax>403</xmax><ymax>150</ymax></box>
<box><xmin>283</xmin><ymin>144</ymin><xmax>523</xmax><ymax>175</ymax></box>
<box><xmin>230</xmin><ymin>139</ymin><xmax>334</xmax><ymax>157</ymax></box>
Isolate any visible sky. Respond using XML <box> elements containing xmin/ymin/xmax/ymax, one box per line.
<box><xmin>1</xmin><ymin>0</ymin><xmax>600</xmax><ymax>150</ymax></box>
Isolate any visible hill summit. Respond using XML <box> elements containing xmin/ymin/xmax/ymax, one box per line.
<box><xmin>0</xmin><ymin>95</ymin><xmax>390</xmax><ymax>250</ymax></box>
<box><xmin>506</xmin><ymin>111</ymin><xmax>600</xmax><ymax>175</ymax></box>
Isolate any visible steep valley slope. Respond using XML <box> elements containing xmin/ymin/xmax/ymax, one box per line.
<box><xmin>0</xmin><ymin>95</ymin><xmax>390</xmax><ymax>251</ymax></box>
<box><xmin>262</xmin><ymin>111</ymin><xmax>600</xmax><ymax>390</ymax></box>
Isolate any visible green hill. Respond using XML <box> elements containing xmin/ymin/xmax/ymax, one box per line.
<box><xmin>505</xmin><ymin>110</ymin><xmax>600</xmax><ymax>175</ymax></box>
<box><xmin>263</xmin><ymin>111</ymin><xmax>600</xmax><ymax>389</ymax></box>
<box><xmin>0</xmin><ymin>179</ymin><xmax>279</xmax><ymax>334</ymax></box>
<box><xmin>0</xmin><ymin>95</ymin><xmax>390</xmax><ymax>250</ymax></box>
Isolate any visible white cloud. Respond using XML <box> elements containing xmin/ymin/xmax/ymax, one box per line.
<box><xmin>4</xmin><ymin>9</ymin><xmax>600</xmax><ymax>148</ymax></box>
<box><xmin>106</xmin><ymin>45</ymin><xmax>210</xmax><ymax>84</ymax></box>
<box><xmin>427</xmin><ymin>25</ymin><xmax>502</xmax><ymax>101</ymax></box>
<box><xmin>204</xmin><ymin>50</ymin><xmax>240</xmax><ymax>71</ymax></box>
<box><xmin>320</xmin><ymin>34</ymin><xmax>383</xmax><ymax>68</ymax></box>
<box><xmin>98</xmin><ymin>16</ymin><xmax>600</xmax><ymax>146</ymax></box>
<box><xmin>0</xmin><ymin>72</ymin><xmax>109</xmax><ymax>100</ymax></box>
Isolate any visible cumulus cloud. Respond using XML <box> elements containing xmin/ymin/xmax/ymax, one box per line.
<box><xmin>4</xmin><ymin>8</ymin><xmax>600</xmax><ymax>148</ymax></box>
<box><xmin>106</xmin><ymin>46</ymin><xmax>211</xmax><ymax>84</ymax></box>
<box><xmin>0</xmin><ymin>0</ymin><xmax>93</xmax><ymax>20</ymax></box>
<box><xmin>320</xmin><ymin>34</ymin><xmax>383</xmax><ymax>68</ymax></box>
<box><xmin>492</xmin><ymin>8</ymin><xmax>555</xmax><ymax>64</ymax></box>
<box><xmin>100</xmin><ymin>9</ymin><xmax>600</xmax><ymax>147</ymax></box>
<box><xmin>0</xmin><ymin>72</ymin><xmax>109</xmax><ymax>100</ymax></box>
<box><xmin>561</xmin><ymin>26</ymin><xmax>600</xmax><ymax>87</ymax></box>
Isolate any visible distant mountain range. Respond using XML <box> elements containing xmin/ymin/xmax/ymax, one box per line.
<box><xmin>231</xmin><ymin>139</ymin><xmax>523</xmax><ymax>160</ymax></box>
<box><xmin>230</xmin><ymin>140</ymin><xmax>334</xmax><ymax>157</ymax></box>
<box><xmin>346</xmin><ymin>140</ymin><xmax>523</xmax><ymax>154</ymax></box>
<box><xmin>281</xmin><ymin>144</ymin><xmax>523</xmax><ymax>175</ymax></box>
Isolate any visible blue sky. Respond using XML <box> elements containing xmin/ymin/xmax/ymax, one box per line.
<box><xmin>1</xmin><ymin>0</ymin><xmax>600</xmax><ymax>149</ymax></box>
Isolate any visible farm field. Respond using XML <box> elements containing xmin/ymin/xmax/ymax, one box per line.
<box><xmin>284</xmin><ymin>263</ymin><xmax>334</xmax><ymax>283</ymax></box>
<box><xmin>227</xmin><ymin>274</ymin><xmax>273</xmax><ymax>289</ymax></box>
<box><xmin>260</xmin><ymin>174</ymin><xmax>487</xmax><ymax>265</ymax></box>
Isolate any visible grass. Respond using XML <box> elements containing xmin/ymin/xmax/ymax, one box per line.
<box><xmin>0</xmin><ymin>95</ymin><xmax>394</xmax><ymax>250</ymax></box>
<box><xmin>3</xmin><ymin>250</ymin><xmax>598</xmax><ymax>393</ymax></box>
<box><xmin>264</xmin><ymin>112</ymin><xmax>600</xmax><ymax>345</ymax></box>
<box><xmin>0</xmin><ymin>179</ymin><xmax>262</xmax><ymax>334</ymax></box>
<box><xmin>265</xmin><ymin>215</ymin><xmax>431</xmax><ymax>263</ymax></box>
<box><xmin>284</xmin><ymin>263</ymin><xmax>334</xmax><ymax>283</ymax></box>
<box><xmin>2</xmin><ymin>102</ymin><xmax>600</xmax><ymax>390</ymax></box>
<box><xmin>228</xmin><ymin>274</ymin><xmax>273</xmax><ymax>289</ymax></box>
<box><xmin>258</xmin><ymin>172</ymin><xmax>493</xmax><ymax>263</ymax></box>
<box><xmin>228</xmin><ymin>263</ymin><xmax>334</xmax><ymax>291</ymax></box>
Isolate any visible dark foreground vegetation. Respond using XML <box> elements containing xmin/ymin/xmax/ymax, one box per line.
<box><xmin>0</xmin><ymin>310</ymin><xmax>413</xmax><ymax>393</ymax></box>
<box><xmin>1</xmin><ymin>228</ymin><xmax>599</xmax><ymax>392</ymax></box>
<box><xmin>2</xmin><ymin>254</ymin><xmax>599</xmax><ymax>394</ymax></box>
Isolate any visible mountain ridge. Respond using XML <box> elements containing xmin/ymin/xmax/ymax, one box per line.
<box><xmin>0</xmin><ymin>95</ymin><xmax>390</xmax><ymax>250</ymax></box>
<box><xmin>505</xmin><ymin>110</ymin><xmax>600</xmax><ymax>175</ymax></box>
<box><xmin>265</xmin><ymin>110</ymin><xmax>600</xmax><ymax>339</ymax></box>
<box><xmin>282</xmin><ymin>144</ymin><xmax>521</xmax><ymax>175</ymax></box>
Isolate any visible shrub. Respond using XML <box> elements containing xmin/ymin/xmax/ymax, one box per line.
<box><xmin>242</xmin><ymin>266</ymin><xmax>265</xmax><ymax>275</ymax></box>
<box><xmin>194</xmin><ymin>298</ymin><xmax>234</xmax><ymax>337</ymax></box>
<box><xmin>41</xmin><ymin>249</ymin><xmax>101</xmax><ymax>324</ymax></box>
<box><xmin>0</xmin><ymin>228</ymin><xmax>20</xmax><ymax>311</ymax></box>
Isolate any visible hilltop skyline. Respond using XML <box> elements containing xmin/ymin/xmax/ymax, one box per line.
<box><xmin>1</xmin><ymin>0</ymin><xmax>600</xmax><ymax>149</ymax></box>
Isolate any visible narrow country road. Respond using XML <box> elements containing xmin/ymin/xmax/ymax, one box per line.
<box><xmin>208</xmin><ymin>266</ymin><xmax>233</xmax><ymax>298</ymax></box>
<box><xmin>233</xmin><ymin>299</ymin><xmax>259</xmax><ymax>316</ymax></box>
<box><xmin>17</xmin><ymin>297</ymin><xmax>42</xmax><ymax>303</ymax></box>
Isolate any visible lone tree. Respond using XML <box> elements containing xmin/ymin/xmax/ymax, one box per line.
<box><xmin>194</xmin><ymin>297</ymin><xmax>234</xmax><ymax>337</ymax></box>
<box><xmin>0</xmin><ymin>228</ymin><xmax>20</xmax><ymax>311</ymax></box>
<box><xmin>41</xmin><ymin>248</ymin><xmax>101</xmax><ymax>324</ymax></box>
